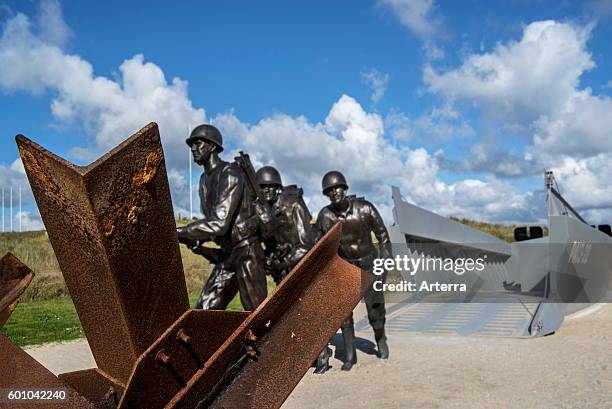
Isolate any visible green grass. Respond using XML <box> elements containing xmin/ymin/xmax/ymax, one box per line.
<box><xmin>1</xmin><ymin>298</ymin><xmax>84</xmax><ymax>347</ymax></box>
<box><xmin>1</xmin><ymin>284</ymin><xmax>275</xmax><ymax>347</ymax></box>
<box><xmin>450</xmin><ymin>217</ymin><xmax>547</xmax><ymax>242</ymax></box>
<box><xmin>0</xmin><ymin>228</ymin><xmax>214</xmax><ymax>301</ymax></box>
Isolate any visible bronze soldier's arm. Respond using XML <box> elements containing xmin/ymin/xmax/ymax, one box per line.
<box><xmin>283</xmin><ymin>198</ymin><xmax>318</xmax><ymax>267</ymax></box>
<box><xmin>315</xmin><ymin>208</ymin><xmax>334</xmax><ymax>236</ymax></box>
<box><xmin>295</xmin><ymin>197</ymin><xmax>318</xmax><ymax>247</ymax></box>
<box><xmin>365</xmin><ymin>201</ymin><xmax>392</xmax><ymax>259</ymax></box>
<box><xmin>179</xmin><ymin>166</ymin><xmax>244</xmax><ymax>240</ymax></box>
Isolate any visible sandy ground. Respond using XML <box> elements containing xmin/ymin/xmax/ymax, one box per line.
<box><xmin>25</xmin><ymin>304</ymin><xmax>612</xmax><ymax>409</ymax></box>
<box><xmin>283</xmin><ymin>303</ymin><xmax>612</xmax><ymax>409</ymax></box>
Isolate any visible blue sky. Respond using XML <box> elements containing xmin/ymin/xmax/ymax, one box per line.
<box><xmin>1</xmin><ymin>0</ymin><xmax>612</xmax><ymax>230</ymax></box>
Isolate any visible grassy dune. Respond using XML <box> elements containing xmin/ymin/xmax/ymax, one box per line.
<box><xmin>0</xmin><ymin>222</ymin><xmax>228</xmax><ymax>346</ymax></box>
<box><xmin>450</xmin><ymin>217</ymin><xmax>548</xmax><ymax>242</ymax></box>
<box><xmin>0</xmin><ymin>224</ymin><xmax>212</xmax><ymax>302</ymax></box>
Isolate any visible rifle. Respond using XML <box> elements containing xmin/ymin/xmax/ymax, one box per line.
<box><xmin>235</xmin><ymin>152</ymin><xmax>266</xmax><ymax>203</ymax></box>
<box><xmin>234</xmin><ymin>152</ymin><xmax>274</xmax><ymax>229</ymax></box>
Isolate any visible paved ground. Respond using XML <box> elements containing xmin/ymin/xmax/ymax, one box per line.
<box><xmin>25</xmin><ymin>303</ymin><xmax>612</xmax><ymax>409</ymax></box>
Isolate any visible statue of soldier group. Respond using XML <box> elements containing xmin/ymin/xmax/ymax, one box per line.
<box><xmin>177</xmin><ymin>124</ymin><xmax>391</xmax><ymax>373</ymax></box>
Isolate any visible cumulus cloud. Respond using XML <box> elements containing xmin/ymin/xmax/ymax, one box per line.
<box><xmin>0</xmin><ymin>1</ymin><xmax>205</xmax><ymax>169</ymax></box>
<box><xmin>0</xmin><ymin>0</ymin><xmax>205</xmax><ymax>227</ymax></box>
<box><xmin>36</xmin><ymin>0</ymin><xmax>71</xmax><ymax>47</ymax></box>
<box><xmin>378</xmin><ymin>0</ymin><xmax>439</xmax><ymax>39</ymax></box>
<box><xmin>214</xmin><ymin>95</ymin><xmax>542</xmax><ymax>224</ymax></box>
<box><xmin>12</xmin><ymin>211</ymin><xmax>44</xmax><ymax>231</ymax></box>
<box><xmin>439</xmin><ymin>143</ymin><xmax>538</xmax><ymax>178</ymax></box>
<box><xmin>423</xmin><ymin>20</ymin><xmax>612</xmax><ymax>159</ymax></box>
<box><xmin>0</xmin><ymin>157</ymin><xmax>42</xmax><ymax>231</ymax></box>
<box><xmin>361</xmin><ymin>68</ymin><xmax>389</xmax><ymax>103</ymax></box>
<box><xmin>384</xmin><ymin>103</ymin><xmax>474</xmax><ymax>147</ymax></box>
<box><xmin>377</xmin><ymin>0</ymin><xmax>445</xmax><ymax>59</ymax></box>
<box><xmin>424</xmin><ymin>19</ymin><xmax>612</xmax><ymax>222</ymax></box>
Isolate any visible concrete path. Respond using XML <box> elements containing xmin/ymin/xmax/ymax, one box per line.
<box><xmin>24</xmin><ymin>303</ymin><xmax>612</xmax><ymax>408</ymax></box>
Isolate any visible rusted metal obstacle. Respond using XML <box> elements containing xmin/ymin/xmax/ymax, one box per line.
<box><xmin>0</xmin><ymin>123</ymin><xmax>370</xmax><ymax>408</ymax></box>
<box><xmin>0</xmin><ymin>252</ymin><xmax>35</xmax><ymax>328</ymax></box>
<box><xmin>0</xmin><ymin>253</ymin><xmax>97</xmax><ymax>409</ymax></box>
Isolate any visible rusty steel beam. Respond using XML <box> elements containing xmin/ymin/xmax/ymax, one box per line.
<box><xmin>0</xmin><ymin>335</ymin><xmax>95</xmax><ymax>409</ymax></box>
<box><xmin>17</xmin><ymin>123</ymin><xmax>189</xmax><ymax>384</ymax></box>
<box><xmin>207</xmin><ymin>223</ymin><xmax>371</xmax><ymax>409</ymax></box>
<box><xmin>0</xmin><ymin>335</ymin><xmax>97</xmax><ymax>409</ymax></box>
<box><xmin>0</xmin><ymin>252</ymin><xmax>35</xmax><ymax>328</ymax></box>
<box><xmin>0</xmin><ymin>256</ymin><xmax>95</xmax><ymax>408</ymax></box>
<box><xmin>118</xmin><ymin>310</ymin><xmax>249</xmax><ymax>408</ymax></box>
<box><xmin>58</xmin><ymin>368</ymin><xmax>126</xmax><ymax>409</ymax></box>
<box><xmin>119</xmin><ymin>223</ymin><xmax>369</xmax><ymax>409</ymax></box>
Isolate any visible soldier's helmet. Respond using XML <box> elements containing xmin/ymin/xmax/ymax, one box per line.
<box><xmin>256</xmin><ymin>166</ymin><xmax>282</xmax><ymax>187</ymax></box>
<box><xmin>186</xmin><ymin>124</ymin><xmax>224</xmax><ymax>152</ymax></box>
<box><xmin>321</xmin><ymin>170</ymin><xmax>348</xmax><ymax>194</ymax></box>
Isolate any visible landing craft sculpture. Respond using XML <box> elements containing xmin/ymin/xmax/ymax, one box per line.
<box><xmin>0</xmin><ymin>123</ymin><xmax>371</xmax><ymax>409</ymax></box>
<box><xmin>384</xmin><ymin>172</ymin><xmax>612</xmax><ymax>338</ymax></box>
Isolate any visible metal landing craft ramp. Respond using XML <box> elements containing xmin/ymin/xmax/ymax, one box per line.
<box><xmin>367</xmin><ymin>177</ymin><xmax>612</xmax><ymax>339</ymax></box>
<box><xmin>357</xmin><ymin>301</ymin><xmax>541</xmax><ymax>338</ymax></box>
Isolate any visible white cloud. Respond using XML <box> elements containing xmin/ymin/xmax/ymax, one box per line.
<box><xmin>378</xmin><ymin>0</ymin><xmax>439</xmax><ymax>40</ymax></box>
<box><xmin>13</xmin><ymin>211</ymin><xmax>44</xmax><ymax>231</ymax></box>
<box><xmin>36</xmin><ymin>0</ymin><xmax>70</xmax><ymax>47</ymax></box>
<box><xmin>361</xmin><ymin>68</ymin><xmax>389</xmax><ymax>103</ymax></box>
<box><xmin>423</xmin><ymin>19</ymin><xmax>612</xmax><ymax>164</ymax></box>
<box><xmin>384</xmin><ymin>109</ymin><xmax>413</xmax><ymax>142</ymax></box>
<box><xmin>0</xmin><ymin>160</ymin><xmax>32</xmax><ymax>203</ymax></box>
<box><xmin>377</xmin><ymin>0</ymin><xmax>445</xmax><ymax>59</ymax></box>
<box><xmin>214</xmin><ymin>95</ymin><xmax>541</xmax><ymax>224</ymax></box>
<box><xmin>0</xmin><ymin>2</ymin><xmax>205</xmax><ymax>169</ymax></box>
<box><xmin>424</xmin><ymin>21</ymin><xmax>612</xmax><ymax>222</ymax></box>
<box><xmin>425</xmin><ymin>21</ymin><xmax>595</xmax><ymax>124</ymax></box>
<box><xmin>549</xmin><ymin>154</ymin><xmax>612</xmax><ymax>210</ymax></box>
<box><xmin>0</xmin><ymin>0</ymin><xmax>206</xmax><ymax>229</ymax></box>
<box><xmin>423</xmin><ymin>19</ymin><xmax>612</xmax><ymax>222</ymax></box>
<box><xmin>384</xmin><ymin>103</ymin><xmax>474</xmax><ymax>147</ymax></box>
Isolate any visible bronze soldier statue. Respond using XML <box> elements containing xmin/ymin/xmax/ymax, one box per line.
<box><xmin>315</xmin><ymin>170</ymin><xmax>391</xmax><ymax>372</ymax></box>
<box><xmin>176</xmin><ymin>124</ymin><xmax>268</xmax><ymax>311</ymax></box>
<box><xmin>255</xmin><ymin>166</ymin><xmax>318</xmax><ymax>284</ymax></box>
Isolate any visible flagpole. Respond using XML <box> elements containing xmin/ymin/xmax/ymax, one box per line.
<box><xmin>10</xmin><ymin>186</ymin><xmax>13</xmax><ymax>232</ymax></box>
<box><xmin>19</xmin><ymin>185</ymin><xmax>22</xmax><ymax>232</ymax></box>
<box><xmin>1</xmin><ymin>188</ymin><xmax>4</xmax><ymax>233</ymax></box>
<box><xmin>189</xmin><ymin>123</ymin><xmax>193</xmax><ymax>220</ymax></box>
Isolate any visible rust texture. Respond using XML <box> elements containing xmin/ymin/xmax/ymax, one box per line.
<box><xmin>0</xmin><ymin>335</ymin><xmax>97</xmax><ymax>409</ymax></box>
<box><xmin>118</xmin><ymin>310</ymin><xmax>249</xmax><ymax>408</ymax></box>
<box><xmin>0</xmin><ymin>252</ymin><xmax>35</xmax><ymax>328</ymax></box>
<box><xmin>10</xmin><ymin>124</ymin><xmax>371</xmax><ymax>409</ymax></box>
<box><xmin>58</xmin><ymin>369</ymin><xmax>125</xmax><ymax>409</ymax></box>
<box><xmin>17</xmin><ymin>123</ymin><xmax>189</xmax><ymax>384</ymax></box>
<box><xmin>165</xmin><ymin>223</ymin><xmax>371</xmax><ymax>409</ymax></box>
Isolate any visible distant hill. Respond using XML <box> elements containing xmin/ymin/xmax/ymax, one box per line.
<box><xmin>450</xmin><ymin>217</ymin><xmax>547</xmax><ymax>242</ymax></box>
<box><xmin>0</xmin><ymin>227</ymin><xmax>211</xmax><ymax>302</ymax></box>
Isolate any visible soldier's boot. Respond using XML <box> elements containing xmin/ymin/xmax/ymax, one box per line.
<box><xmin>341</xmin><ymin>326</ymin><xmax>357</xmax><ymax>371</ymax></box>
<box><xmin>375</xmin><ymin>328</ymin><xmax>389</xmax><ymax>359</ymax></box>
<box><xmin>314</xmin><ymin>346</ymin><xmax>332</xmax><ymax>374</ymax></box>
